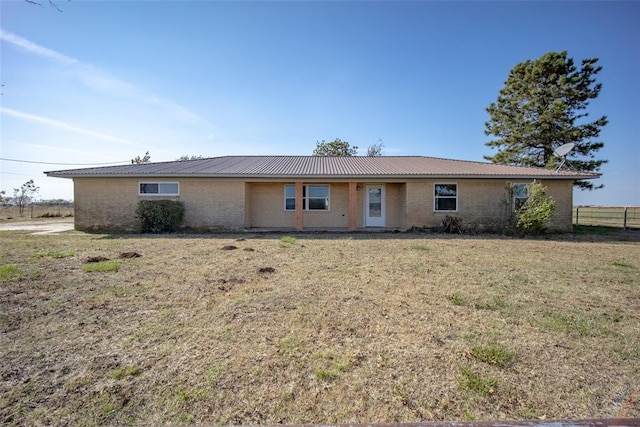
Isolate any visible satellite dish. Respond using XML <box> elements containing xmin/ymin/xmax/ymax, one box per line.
<box><xmin>554</xmin><ymin>143</ymin><xmax>575</xmax><ymax>157</ymax></box>
<box><xmin>553</xmin><ymin>143</ymin><xmax>575</xmax><ymax>172</ymax></box>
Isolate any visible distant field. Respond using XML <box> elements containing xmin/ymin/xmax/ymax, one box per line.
<box><xmin>0</xmin><ymin>204</ymin><xmax>74</xmax><ymax>221</ymax></box>
<box><xmin>1</xmin><ymin>229</ymin><xmax>638</xmax><ymax>425</ymax></box>
<box><xmin>573</xmin><ymin>206</ymin><xmax>640</xmax><ymax>229</ymax></box>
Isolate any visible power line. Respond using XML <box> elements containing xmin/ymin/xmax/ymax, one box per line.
<box><xmin>0</xmin><ymin>157</ymin><xmax>130</xmax><ymax>166</ymax></box>
<box><xmin>0</xmin><ymin>171</ymin><xmax>35</xmax><ymax>177</ymax></box>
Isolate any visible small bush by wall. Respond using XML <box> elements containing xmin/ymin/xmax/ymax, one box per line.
<box><xmin>135</xmin><ymin>200</ymin><xmax>184</xmax><ymax>233</ymax></box>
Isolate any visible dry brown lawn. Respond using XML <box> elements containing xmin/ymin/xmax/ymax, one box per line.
<box><xmin>1</xmin><ymin>228</ymin><xmax>639</xmax><ymax>425</ymax></box>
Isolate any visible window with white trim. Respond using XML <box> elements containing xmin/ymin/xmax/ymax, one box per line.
<box><xmin>284</xmin><ymin>184</ymin><xmax>330</xmax><ymax>211</ymax></box>
<box><xmin>139</xmin><ymin>182</ymin><xmax>179</xmax><ymax>196</ymax></box>
<box><xmin>434</xmin><ymin>183</ymin><xmax>457</xmax><ymax>211</ymax></box>
<box><xmin>512</xmin><ymin>183</ymin><xmax>529</xmax><ymax>210</ymax></box>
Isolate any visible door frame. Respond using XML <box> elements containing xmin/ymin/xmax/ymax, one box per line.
<box><xmin>364</xmin><ymin>184</ymin><xmax>386</xmax><ymax>227</ymax></box>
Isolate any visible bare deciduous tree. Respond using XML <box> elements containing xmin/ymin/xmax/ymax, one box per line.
<box><xmin>367</xmin><ymin>139</ymin><xmax>384</xmax><ymax>156</ymax></box>
<box><xmin>24</xmin><ymin>0</ymin><xmax>65</xmax><ymax>12</ymax></box>
<box><xmin>131</xmin><ymin>151</ymin><xmax>151</xmax><ymax>164</ymax></box>
<box><xmin>13</xmin><ymin>180</ymin><xmax>39</xmax><ymax>216</ymax></box>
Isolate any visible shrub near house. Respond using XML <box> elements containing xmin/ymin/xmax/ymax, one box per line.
<box><xmin>135</xmin><ymin>200</ymin><xmax>184</xmax><ymax>233</ymax></box>
<box><xmin>507</xmin><ymin>181</ymin><xmax>557</xmax><ymax>236</ymax></box>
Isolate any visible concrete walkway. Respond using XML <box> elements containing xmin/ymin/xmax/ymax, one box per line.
<box><xmin>0</xmin><ymin>218</ymin><xmax>75</xmax><ymax>235</ymax></box>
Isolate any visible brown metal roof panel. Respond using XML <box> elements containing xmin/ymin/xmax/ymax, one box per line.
<box><xmin>44</xmin><ymin>155</ymin><xmax>600</xmax><ymax>180</ymax></box>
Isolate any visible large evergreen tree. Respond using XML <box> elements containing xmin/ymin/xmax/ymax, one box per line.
<box><xmin>484</xmin><ymin>51</ymin><xmax>608</xmax><ymax>190</ymax></box>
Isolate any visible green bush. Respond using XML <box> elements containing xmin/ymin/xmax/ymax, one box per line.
<box><xmin>507</xmin><ymin>181</ymin><xmax>556</xmax><ymax>236</ymax></box>
<box><xmin>135</xmin><ymin>200</ymin><xmax>184</xmax><ymax>233</ymax></box>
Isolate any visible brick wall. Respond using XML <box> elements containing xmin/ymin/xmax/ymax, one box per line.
<box><xmin>247</xmin><ymin>182</ymin><xmax>351</xmax><ymax>229</ymax></box>
<box><xmin>248</xmin><ymin>183</ymin><xmax>295</xmax><ymax>228</ymax></box>
<box><xmin>73</xmin><ymin>177</ymin><xmax>574</xmax><ymax>232</ymax></box>
<box><xmin>73</xmin><ymin>177</ymin><xmax>245</xmax><ymax>232</ymax></box>
<box><xmin>405</xmin><ymin>178</ymin><xmax>574</xmax><ymax>231</ymax></box>
<box><xmin>539</xmin><ymin>179</ymin><xmax>573</xmax><ymax>231</ymax></box>
<box><xmin>74</xmin><ymin>178</ymin><xmax>140</xmax><ymax>232</ymax></box>
<box><xmin>180</xmin><ymin>179</ymin><xmax>245</xmax><ymax>231</ymax></box>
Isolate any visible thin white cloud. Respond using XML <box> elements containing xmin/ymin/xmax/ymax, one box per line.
<box><xmin>1</xmin><ymin>107</ymin><xmax>139</xmax><ymax>146</ymax></box>
<box><xmin>1</xmin><ymin>28</ymin><xmax>215</xmax><ymax>127</ymax></box>
<box><xmin>0</xmin><ymin>29</ymin><xmax>77</xmax><ymax>65</ymax></box>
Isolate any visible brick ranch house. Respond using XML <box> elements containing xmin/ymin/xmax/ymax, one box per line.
<box><xmin>45</xmin><ymin>156</ymin><xmax>599</xmax><ymax>232</ymax></box>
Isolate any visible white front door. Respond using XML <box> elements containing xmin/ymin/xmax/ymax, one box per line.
<box><xmin>365</xmin><ymin>185</ymin><xmax>385</xmax><ymax>227</ymax></box>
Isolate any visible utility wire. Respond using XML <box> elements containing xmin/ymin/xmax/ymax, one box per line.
<box><xmin>0</xmin><ymin>157</ymin><xmax>130</xmax><ymax>166</ymax></box>
<box><xmin>0</xmin><ymin>171</ymin><xmax>35</xmax><ymax>177</ymax></box>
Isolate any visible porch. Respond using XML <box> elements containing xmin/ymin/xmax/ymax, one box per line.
<box><xmin>245</xmin><ymin>181</ymin><xmax>407</xmax><ymax>231</ymax></box>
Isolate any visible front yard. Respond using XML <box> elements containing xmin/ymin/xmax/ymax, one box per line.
<box><xmin>1</xmin><ymin>229</ymin><xmax>638</xmax><ymax>424</ymax></box>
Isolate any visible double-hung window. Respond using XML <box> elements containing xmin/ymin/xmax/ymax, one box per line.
<box><xmin>284</xmin><ymin>185</ymin><xmax>330</xmax><ymax>211</ymax></box>
<box><xmin>512</xmin><ymin>183</ymin><xmax>529</xmax><ymax>210</ymax></box>
<box><xmin>434</xmin><ymin>183</ymin><xmax>457</xmax><ymax>211</ymax></box>
<box><xmin>139</xmin><ymin>182</ymin><xmax>179</xmax><ymax>196</ymax></box>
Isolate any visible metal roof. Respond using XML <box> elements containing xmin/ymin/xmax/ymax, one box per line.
<box><xmin>44</xmin><ymin>156</ymin><xmax>600</xmax><ymax>180</ymax></box>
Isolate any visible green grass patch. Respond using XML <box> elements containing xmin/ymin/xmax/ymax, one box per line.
<box><xmin>110</xmin><ymin>365</ymin><xmax>141</xmax><ymax>380</ymax></box>
<box><xmin>279</xmin><ymin>236</ymin><xmax>296</xmax><ymax>245</ymax></box>
<box><xmin>612</xmin><ymin>261</ymin><xmax>634</xmax><ymax>268</ymax></box>
<box><xmin>473</xmin><ymin>296</ymin><xmax>508</xmax><ymax>311</ymax></box>
<box><xmin>450</xmin><ymin>293</ymin><xmax>467</xmax><ymax>306</ymax></box>
<box><xmin>276</xmin><ymin>335</ymin><xmax>304</xmax><ymax>357</ymax></box>
<box><xmin>409</xmin><ymin>244</ymin><xmax>429</xmax><ymax>250</ymax></box>
<box><xmin>470</xmin><ymin>343</ymin><xmax>515</xmax><ymax>368</ymax></box>
<box><xmin>83</xmin><ymin>261</ymin><xmax>120</xmax><ymax>273</ymax></box>
<box><xmin>34</xmin><ymin>250</ymin><xmax>77</xmax><ymax>259</ymax></box>
<box><xmin>0</xmin><ymin>265</ymin><xmax>23</xmax><ymax>281</ymax></box>
<box><xmin>313</xmin><ymin>350</ymin><xmax>349</xmax><ymax>381</ymax></box>
<box><xmin>536</xmin><ymin>311</ymin><xmax>616</xmax><ymax>337</ymax></box>
<box><xmin>456</xmin><ymin>365</ymin><xmax>498</xmax><ymax>395</ymax></box>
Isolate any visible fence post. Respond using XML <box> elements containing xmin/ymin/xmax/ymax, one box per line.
<box><xmin>575</xmin><ymin>206</ymin><xmax>579</xmax><ymax>227</ymax></box>
<box><xmin>623</xmin><ymin>206</ymin><xmax>628</xmax><ymax>230</ymax></box>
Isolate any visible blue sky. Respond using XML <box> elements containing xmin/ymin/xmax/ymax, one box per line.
<box><xmin>1</xmin><ymin>1</ymin><xmax>638</xmax><ymax>204</ymax></box>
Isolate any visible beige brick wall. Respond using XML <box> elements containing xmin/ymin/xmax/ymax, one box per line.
<box><xmin>304</xmin><ymin>183</ymin><xmax>349</xmax><ymax>228</ymax></box>
<box><xmin>248</xmin><ymin>183</ymin><xmax>295</xmax><ymax>228</ymax></box>
<box><xmin>383</xmin><ymin>183</ymin><xmax>406</xmax><ymax>229</ymax></box>
<box><xmin>73</xmin><ymin>177</ymin><xmax>574</xmax><ymax>232</ymax></box>
<box><xmin>247</xmin><ymin>183</ymin><xmax>350</xmax><ymax>228</ymax></box>
<box><xmin>73</xmin><ymin>177</ymin><xmax>245</xmax><ymax>232</ymax></box>
<box><xmin>248</xmin><ymin>182</ymin><xmax>407</xmax><ymax>229</ymax></box>
<box><xmin>405</xmin><ymin>178</ymin><xmax>573</xmax><ymax>231</ymax></box>
<box><xmin>181</xmin><ymin>179</ymin><xmax>245</xmax><ymax>231</ymax></box>
<box><xmin>538</xmin><ymin>179</ymin><xmax>573</xmax><ymax>231</ymax></box>
<box><xmin>74</xmin><ymin>178</ymin><xmax>140</xmax><ymax>231</ymax></box>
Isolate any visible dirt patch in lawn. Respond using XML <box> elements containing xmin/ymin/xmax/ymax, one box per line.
<box><xmin>0</xmin><ymin>230</ymin><xmax>638</xmax><ymax>425</ymax></box>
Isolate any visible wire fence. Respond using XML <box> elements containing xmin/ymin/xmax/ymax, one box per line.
<box><xmin>0</xmin><ymin>202</ymin><xmax>74</xmax><ymax>220</ymax></box>
<box><xmin>573</xmin><ymin>206</ymin><xmax>640</xmax><ymax>229</ymax></box>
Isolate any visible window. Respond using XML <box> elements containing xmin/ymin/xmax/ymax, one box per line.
<box><xmin>434</xmin><ymin>183</ymin><xmax>457</xmax><ymax>211</ymax></box>
<box><xmin>284</xmin><ymin>185</ymin><xmax>296</xmax><ymax>210</ymax></box>
<box><xmin>284</xmin><ymin>185</ymin><xmax>330</xmax><ymax>211</ymax></box>
<box><xmin>139</xmin><ymin>182</ymin><xmax>179</xmax><ymax>196</ymax></box>
<box><xmin>512</xmin><ymin>183</ymin><xmax>529</xmax><ymax>210</ymax></box>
